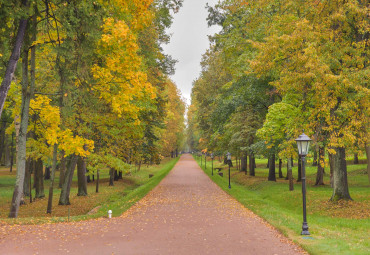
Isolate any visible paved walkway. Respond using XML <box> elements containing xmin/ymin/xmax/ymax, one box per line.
<box><xmin>0</xmin><ymin>154</ymin><xmax>304</xmax><ymax>254</ymax></box>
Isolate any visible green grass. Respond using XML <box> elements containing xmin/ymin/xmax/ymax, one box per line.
<box><xmin>0</xmin><ymin>157</ymin><xmax>179</xmax><ymax>224</ymax></box>
<box><xmin>195</xmin><ymin>155</ymin><xmax>370</xmax><ymax>255</ymax></box>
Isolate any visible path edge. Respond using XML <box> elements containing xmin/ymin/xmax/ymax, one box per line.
<box><xmin>192</xmin><ymin>155</ymin><xmax>309</xmax><ymax>255</ymax></box>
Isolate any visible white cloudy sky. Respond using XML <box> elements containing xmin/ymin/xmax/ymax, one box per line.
<box><xmin>162</xmin><ymin>0</ymin><xmax>220</xmax><ymax>105</ymax></box>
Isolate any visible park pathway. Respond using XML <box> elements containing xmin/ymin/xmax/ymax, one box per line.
<box><xmin>0</xmin><ymin>154</ymin><xmax>304</xmax><ymax>254</ymax></box>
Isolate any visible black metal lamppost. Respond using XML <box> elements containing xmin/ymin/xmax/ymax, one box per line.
<box><xmin>211</xmin><ymin>153</ymin><xmax>214</xmax><ymax>176</ymax></box>
<box><xmin>201</xmin><ymin>152</ymin><xmax>203</xmax><ymax>166</ymax></box>
<box><xmin>227</xmin><ymin>152</ymin><xmax>231</xmax><ymax>189</ymax></box>
<box><xmin>295</xmin><ymin>132</ymin><xmax>312</xmax><ymax>235</ymax></box>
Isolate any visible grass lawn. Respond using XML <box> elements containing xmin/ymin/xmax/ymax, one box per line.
<box><xmin>195</xmin><ymin>155</ymin><xmax>369</xmax><ymax>255</ymax></box>
<box><xmin>0</xmin><ymin>157</ymin><xmax>179</xmax><ymax>224</ymax></box>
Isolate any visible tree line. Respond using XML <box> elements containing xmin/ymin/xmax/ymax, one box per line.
<box><xmin>188</xmin><ymin>0</ymin><xmax>369</xmax><ymax>201</ymax></box>
<box><xmin>0</xmin><ymin>0</ymin><xmax>185</xmax><ymax>218</ymax></box>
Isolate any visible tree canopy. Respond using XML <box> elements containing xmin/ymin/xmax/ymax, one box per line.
<box><xmin>1</xmin><ymin>0</ymin><xmax>186</xmax><ymax>217</ymax></box>
<box><xmin>188</xmin><ymin>0</ymin><xmax>369</xmax><ymax>201</ymax></box>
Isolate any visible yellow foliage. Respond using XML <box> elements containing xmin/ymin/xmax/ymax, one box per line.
<box><xmin>92</xmin><ymin>15</ymin><xmax>156</xmax><ymax>120</ymax></box>
<box><xmin>27</xmin><ymin>96</ymin><xmax>94</xmax><ymax>160</ymax></box>
<box><xmin>58</xmin><ymin>129</ymin><xmax>94</xmax><ymax>157</ymax></box>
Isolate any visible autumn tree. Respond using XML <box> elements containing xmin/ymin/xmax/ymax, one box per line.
<box><xmin>251</xmin><ymin>0</ymin><xmax>369</xmax><ymax>201</ymax></box>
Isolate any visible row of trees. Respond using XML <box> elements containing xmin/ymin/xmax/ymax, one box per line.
<box><xmin>0</xmin><ymin>0</ymin><xmax>185</xmax><ymax>218</ymax></box>
<box><xmin>188</xmin><ymin>0</ymin><xmax>369</xmax><ymax>201</ymax></box>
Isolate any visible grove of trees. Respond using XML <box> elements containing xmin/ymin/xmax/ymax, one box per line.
<box><xmin>188</xmin><ymin>0</ymin><xmax>369</xmax><ymax>201</ymax></box>
<box><xmin>0</xmin><ymin>0</ymin><xmax>185</xmax><ymax>218</ymax></box>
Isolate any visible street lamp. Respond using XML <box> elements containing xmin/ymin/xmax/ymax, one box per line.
<box><xmin>211</xmin><ymin>153</ymin><xmax>214</xmax><ymax>176</ymax></box>
<box><xmin>201</xmin><ymin>152</ymin><xmax>203</xmax><ymax>166</ymax></box>
<box><xmin>295</xmin><ymin>132</ymin><xmax>312</xmax><ymax>235</ymax></box>
<box><xmin>227</xmin><ymin>152</ymin><xmax>231</xmax><ymax>189</ymax></box>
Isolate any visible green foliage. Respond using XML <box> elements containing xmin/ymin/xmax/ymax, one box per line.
<box><xmin>188</xmin><ymin>0</ymin><xmax>369</xmax><ymax>200</ymax></box>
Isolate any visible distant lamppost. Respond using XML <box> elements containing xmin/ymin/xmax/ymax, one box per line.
<box><xmin>201</xmin><ymin>152</ymin><xmax>203</xmax><ymax>166</ymax></box>
<box><xmin>211</xmin><ymin>153</ymin><xmax>214</xmax><ymax>176</ymax></box>
<box><xmin>295</xmin><ymin>132</ymin><xmax>312</xmax><ymax>235</ymax></box>
<box><xmin>227</xmin><ymin>152</ymin><xmax>231</xmax><ymax>189</ymax></box>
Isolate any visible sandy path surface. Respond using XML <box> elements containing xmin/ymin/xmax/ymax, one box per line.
<box><xmin>0</xmin><ymin>154</ymin><xmax>305</xmax><ymax>254</ymax></box>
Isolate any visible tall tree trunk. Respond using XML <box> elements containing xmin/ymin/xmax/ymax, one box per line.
<box><xmin>114</xmin><ymin>170</ymin><xmax>119</xmax><ymax>181</ymax></box>
<box><xmin>366</xmin><ymin>144</ymin><xmax>370</xmax><ymax>184</ymax></box>
<box><xmin>77</xmin><ymin>156</ymin><xmax>87</xmax><ymax>196</ymax></box>
<box><xmin>297</xmin><ymin>156</ymin><xmax>302</xmax><ymax>182</ymax></box>
<box><xmin>109</xmin><ymin>168</ymin><xmax>114</xmax><ymax>186</ymax></box>
<box><xmin>14</xmin><ymin>116</ymin><xmax>20</xmax><ymax>163</ymax></box>
<box><xmin>138</xmin><ymin>160</ymin><xmax>142</xmax><ymax>172</ymax></box>
<box><xmin>96</xmin><ymin>170</ymin><xmax>99</xmax><ymax>193</ymax></box>
<box><xmin>44</xmin><ymin>166</ymin><xmax>51</xmax><ymax>180</ymax></box>
<box><xmin>287</xmin><ymin>158</ymin><xmax>294</xmax><ymax>191</ymax></box>
<box><xmin>312</xmin><ymin>148</ymin><xmax>318</xmax><ymax>166</ymax></box>
<box><xmin>0</xmin><ymin>2</ymin><xmax>29</xmax><ymax>120</ymax></box>
<box><xmin>328</xmin><ymin>151</ymin><xmax>334</xmax><ymax>187</ymax></box>
<box><xmin>285</xmin><ymin>161</ymin><xmax>289</xmax><ymax>180</ymax></box>
<box><xmin>59</xmin><ymin>155</ymin><xmax>78</xmax><ymax>205</ymax></box>
<box><xmin>5</xmin><ymin>134</ymin><xmax>11</xmax><ymax>167</ymax></box>
<box><xmin>330</xmin><ymin>147</ymin><xmax>352</xmax><ymax>201</ymax></box>
<box><xmin>8</xmin><ymin>20</ymin><xmax>35</xmax><ymax>217</ymax></box>
<box><xmin>59</xmin><ymin>151</ymin><xmax>66</xmax><ymax>188</ymax></box>
<box><xmin>47</xmin><ymin>144</ymin><xmax>58</xmax><ymax>214</ymax></box>
<box><xmin>353</xmin><ymin>153</ymin><xmax>359</xmax><ymax>164</ymax></box>
<box><xmin>9</xmin><ymin>132</ymin><xmax>14</xmax><ymax>172</ymax></box>
<box><xmin>23</xmin><ymin>158</ymin><xmax>31</xmax><ymax>197</ymax></box>
<box><xmin>249</xmin><ymin>153</ymin><xmax>255</xmax><ymax>176</ymax></box>
<box><xmin>267</xmin><ymin>158</ymin><xmax>270</xmax><ymax>168</ymax></box>
<box><xmin>0</xmin><ymin>121</ymin><xmax>7</xmax><ymax>165</ymax></box>
<box><xmin>278</xmin><ymin>159</ymin><xmax>283</xmax><ymax>178</ymax></box>
<box><xmin>315</xmin><ymin>147</ymin><xmax>325</xmax><ymax>186</ymax></box>
<box><xmin>34</xmin><ymin>158</ymin><xmax>44</xmax><ymax>198</ymax></box>
<box><xmin>241</xmin><ymin>152</ymin><xmax>247</xmax><ymax>173</ymax></box>
<box><xmin>268</xmin><ymin>154</ymin><xmax>276</xmax><ymax>181</ymax></box>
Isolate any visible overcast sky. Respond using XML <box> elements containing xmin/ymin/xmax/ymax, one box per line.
<box><xmin>162</xmin><ymin>0</ymin><xmax>220</xmax><ymax>106</ymax></box>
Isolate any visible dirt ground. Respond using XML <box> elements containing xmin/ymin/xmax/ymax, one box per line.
<box><xmin>0</xmin><ymin>154</ymin><xmax>305</xmax><ymax>254</ymax></box>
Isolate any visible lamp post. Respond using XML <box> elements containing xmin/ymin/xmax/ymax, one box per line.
<box><xmin>201</xmin><ymin>152</ymin><xmax>203</xmax><ymax>166</ymax></box>
<box><xmin>211</xmin><ymin>153</ymin><xmax>214</xmax><ymax>176</ymax></box>
<box><xmin>295</xmin><ymin>132</ymin><xmax>312</xmax><ymax>235</ymax></box>
<box><xmin>227</xmin><ymin>152</ymin><xmax>231</xmax><ymax>189</ymax></box>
